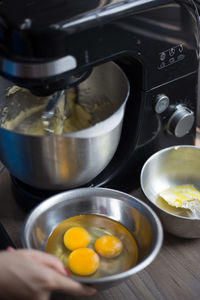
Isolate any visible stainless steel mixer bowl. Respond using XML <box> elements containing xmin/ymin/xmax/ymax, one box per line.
<box><xmin>140</xmin><ymin>145</ymin><xmax>200</xmax><ymax>238</ymax></box>
<box><xmin>22</xmin><ymin>187</ymin><xmax>163</xmax><ymax>289</ymax></box>
<box><xmin>0</xmin><ymin>62</ymin><xmax>129</xmax><ymax>189</ymax></box>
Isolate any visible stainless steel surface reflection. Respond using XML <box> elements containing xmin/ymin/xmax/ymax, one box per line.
<box><xmin>0</xmin><ymin>62</ymin><xmax>129</xmax><ymax>190</ymax></box>
<box><xmin>22</xmin><ymin>187</ymin><xmax>163</xmax><ymax>289</ymax></box>
<box><xmin>141</xmin><ymin>145</ymin><xmax>200</xmax><ymax>238</ymax></box>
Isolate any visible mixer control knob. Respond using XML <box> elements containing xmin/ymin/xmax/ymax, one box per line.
<box><xmin>167</xmin><ymin>104</ymin><xmax>194</xmax><ymax>137</ymax></box>
<box><xmin>154</xmin><ymin>94</ymin><xmax>170</xmax><ymax>114</ymax></box>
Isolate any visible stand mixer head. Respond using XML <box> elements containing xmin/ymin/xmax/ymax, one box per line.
<box><xmin>0</xmin><ymin>0</ymin><xmax>198</xmax><ymax>96</ymax></box>
<box><xmin>0</xmin><ymin>0</ymin><xmax>178</xmax><ymax>96</ymax></box>
<box><xmin>0</xmin><ymin>0</ymin><xmax>101</xmax><ymax>96</ymax></box>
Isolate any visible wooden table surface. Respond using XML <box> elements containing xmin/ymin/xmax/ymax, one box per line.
<box><xmin>0</xmin><ymin>169</ymin><xmax>200</xmax><ymax>300</ymax></box>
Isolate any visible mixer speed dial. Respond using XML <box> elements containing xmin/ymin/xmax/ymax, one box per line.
<box><xmin>167</xmin><ymin>104</ymin><xmax>194</xmax><ymax>137</ymax></box>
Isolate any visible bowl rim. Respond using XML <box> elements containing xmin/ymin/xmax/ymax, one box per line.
<box><xmin>140</xmin><ymin>145</ymin><xmax>200</xmax><ymax>221</ymax></box>
<box><xmin>21</xmin><ymin>187</ymin><xmax>163</xmax><ymax>284</ymax></box>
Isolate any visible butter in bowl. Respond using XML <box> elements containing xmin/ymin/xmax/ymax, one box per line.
<box><xmin>141</xmin><ymin>145</ymin><xmax>200</xmax><ymax>238</ymax></box>
<box><xmin>158</xmin><ymin>184</ymin><xmax>200</xmax><ymax>218</ymax></box>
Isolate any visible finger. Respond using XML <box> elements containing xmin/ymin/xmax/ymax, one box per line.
<box><xmin>19</xmin><ymin>249</ymin><xmax>68</xmax><ymax>276</ymax></box>
<box><xmin>28</xmin><ymin>250</ymin><xmax>68</xmax><ymax>276</ymax></box>
<box><xmin>7</xmin><ymin>246</ymin><xmax>15</xmax><ymax>252</ymax></box>
<box><xmin>50</xmin><ymin>271</ymin><xmax>98</xmax><ymax>297</ymax></box>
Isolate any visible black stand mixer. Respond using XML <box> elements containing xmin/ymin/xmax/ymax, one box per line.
<box><xmin>0</xmin><ymin>0</ymin><xmax>199</xmax><ymax>210</ymax></box>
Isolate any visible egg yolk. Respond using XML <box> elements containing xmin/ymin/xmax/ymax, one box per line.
<box><xmin>63</xmin><ymin>227</ymin><xmax>90</xmax><ymax>251</ymax></box>
<box><xmin>68</xmin><ymin>248</ymin><xmax>100</xmax><ymax>276</ymax></box>
<box><xmin>95</xmin><ymin>235</ymin><xmax>123</xmax><ymax>258</ymax></box>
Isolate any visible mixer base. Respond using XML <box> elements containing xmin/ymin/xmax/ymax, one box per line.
<box><xmin>11</xmin><ymin>172</ymin><xmax>141</xmax><ymax>213</ymax></box>
<box><xmin>11</xmin><ymin>175</ymin><xmax>59</xmax><ymax>212</ymax></box>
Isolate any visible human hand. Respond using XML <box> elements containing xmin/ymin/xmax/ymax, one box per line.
<box><xmin>0</xmin><ymin>248</ymin><xmax>97</xmax><ymax>300</ymax></box>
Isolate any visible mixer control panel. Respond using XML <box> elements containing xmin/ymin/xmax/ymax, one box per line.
<box><xmin>158</xmin><ymin>44</ymin><xmax>185</xmax><ymax>71</ymax></box>
<box><xmin>150</xmin><ymin>71</ymin><xmax>197</xmax><ymax>139</ymax></box>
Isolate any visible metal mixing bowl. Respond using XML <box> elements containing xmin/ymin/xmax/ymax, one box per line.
<box><xmin>22</xmin><ymin>187</ymin><xmax>163</xmax><ymax>289</ymax></box>
<box><xmin>0</xmin><ymin>61</ymin><xmax>129</xmax><ymax>190</ymax></box>
<box><xmin>141</xmin><ymin>145</ymin><xmax>200</xmax><ymax>238</ymax></box>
